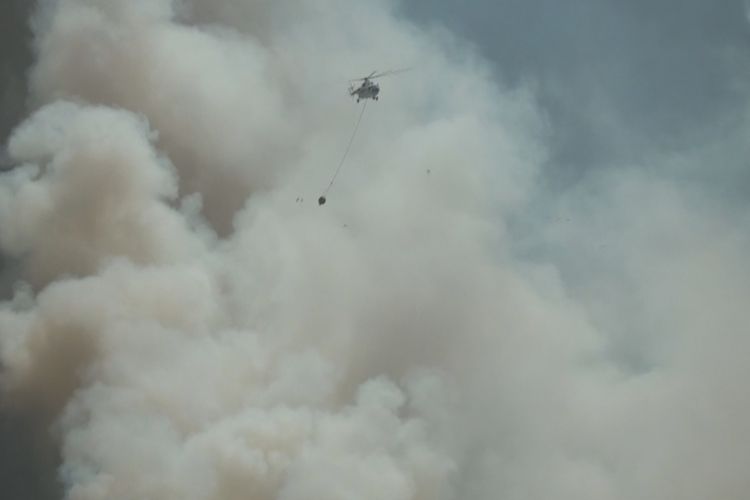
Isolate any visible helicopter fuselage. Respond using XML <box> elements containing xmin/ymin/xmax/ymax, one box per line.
<box><xmin>350</xmin><ymin>79</ymin><xmax>380</xmax><ymax>102</ymax></box>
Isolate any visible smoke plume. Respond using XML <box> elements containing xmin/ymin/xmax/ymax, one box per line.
<box><xmin>1</xmin><ymin>1</ymin><xmax>749</xmax><ymax>499</ymax></box>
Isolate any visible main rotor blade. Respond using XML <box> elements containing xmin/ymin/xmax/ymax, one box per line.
<box><xmin>349</xmin><ymin>70</ymin><xmax>379</xmax><ymax>82</ymax></box>
<box><xmin>369</xmin><ymin>67</ymin><xmax>412</xmax><ymax>79</ymax></box>
<box><xmin>348</xmin><ymin>68</ymin><xmax>413</xmax><ymax>82</ymax></box>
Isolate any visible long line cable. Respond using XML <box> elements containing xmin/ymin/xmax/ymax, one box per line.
<box><xmin>320</xmin><ymin>101</ymin><xmax>368</xmax><ymax>202</ymax></box>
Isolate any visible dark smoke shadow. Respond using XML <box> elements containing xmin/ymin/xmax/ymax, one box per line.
<box><xmin>1</xmin><ymin>1</ymin><xmax>62</xmax><ymax>499</ymax></box>
<box><xmin>0</xmin><ymin>407</ymin><xmax>63</xmax><ymax>500</ymax></box>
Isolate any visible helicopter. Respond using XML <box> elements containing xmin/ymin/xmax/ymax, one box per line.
<box><xmin>348</xmin><ymin>68</ymin><xmax>411</xmax><ymax>102</ymax></box>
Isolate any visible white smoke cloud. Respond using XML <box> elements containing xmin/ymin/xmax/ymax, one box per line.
<box><xmin>1</xmin><ymin>0</ymin><xmax>749</xmax><ymax>499</ymax></box>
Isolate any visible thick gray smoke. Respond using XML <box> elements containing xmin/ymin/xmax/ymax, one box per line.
<box><xmin>1</xmin><ymin>1</ymin><xmax>750</xmax><ymax>500</ymax></box>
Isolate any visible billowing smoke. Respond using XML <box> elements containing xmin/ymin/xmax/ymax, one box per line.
<box><xmin>1</xmin><ymin>1</ymin><xmax>750</xmax><ymax>499</ymax></box>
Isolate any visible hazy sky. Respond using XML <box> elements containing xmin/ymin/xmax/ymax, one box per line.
<box><xmin>402</xmin><ymin>0</ymin><xmax>750</xmax><ymax>180</ymax></box>
<box><xmin>1</xmin><ymin>2</ymin><xmax>750</xmax><ymax>500</ymax></box>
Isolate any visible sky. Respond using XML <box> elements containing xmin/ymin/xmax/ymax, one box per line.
<box><xmin>1</xmin><ymin>1</ymin><xmax>750</xmax><ymax>500</ymax></box>
<box><xmin>403</xmin><ymin>0</ymin><xmax>750</xmax><ymax>184</ymax></box>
